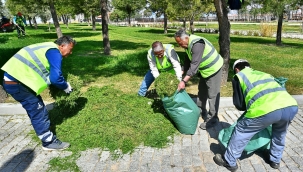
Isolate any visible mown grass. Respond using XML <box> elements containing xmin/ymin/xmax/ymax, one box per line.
<box><xmin>1</xmin><ymin>23</ymin><xmax>303</xmax><ymax>171</ymax></box>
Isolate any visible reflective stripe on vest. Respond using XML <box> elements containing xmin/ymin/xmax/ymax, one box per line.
<box><xmin>1</xmin><ymin>42</ymin><xmax>58</xmax><ymax>95</ymax></box>
<box><xmin>186</xmin><ymin>35</ymin><xmax>223</xmax><ymax>78</ymax></box>
<box><xmin>236</xmin><ymin>67</ymin><xmax>297</xmax><ymax>118</ymax></box>
<box><xmin>14</xmin><ymin>45</ymin><xmax>52</xmax><ymax>85</ymax></box>
<box><xmin>13</xmin><ymin>53</ymin><xmax>50</xmax><ymax>85</ymax></box>
<box><xmin>238</xmin><ymin>70</ymin><xmax>285</xmax><ymax>109</ymax></box>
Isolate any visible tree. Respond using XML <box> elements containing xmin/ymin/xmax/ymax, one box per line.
<box><xmin>261</xmin><ymin>0</ymin><xmax>301</xmax><ymax>45</ymax></box>
<box><xmin>166</xmin><ymin>0</ymin><xmax>203</xmax><ymax>33</ymax></box>
<box><xmin>201</xmin><ymin>0</ymin><xmax>216</xmax><ymax>25</ymax></box>
<box><xmin>48</xmin><ymin>0</ymin><xmax>62</xmax><ymax>38</ymax></box>
<box><xmin>101</xmin><ymin>0</ymin><xmax>111</xmax><ymax>55</ymax></box>
<box><xmin>110</xmin><ymin>9</ymin><xmax>127</xmax><ymax>22</ymax></box>
<box><xmin>148</xmin><ymin>0</ymin><xmax>169</xmax><ymax>33</ymax></box>
<box><xmin>112</xmin><ymin>0</ymin><xmax>145</xmax><ymax>26</ymax></box>
<box><xmin>214</xmin><ymin>0</ymin><xmax>230</xmax><ymax>85</ymax></box>
<box><xmin>6</xmin><ymin>0</ymin><xmax>63</xmax><ymax>38</ymax></box>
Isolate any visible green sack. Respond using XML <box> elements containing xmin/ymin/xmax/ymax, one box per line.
<box><xmin>161</xmin><ymin>90</ymin><xmax>200</xmax><ymax>135</ymax></box>
<box><xmin>274</xmin><ymin>77</ymin><xmax>288</xmax><ymax>88</ymax></box>
<box><xmin>218</xmin><ymin>122</ymin><xmax>272</xmax><ymax>154</ymax></box>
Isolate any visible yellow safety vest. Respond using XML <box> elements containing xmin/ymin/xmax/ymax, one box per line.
<box><xmin>185</xmin><ymin>34</ymin><xmax>223</xmax><ymax>78</ymax></box>
<box><xmin>148</xmin><ymin>44</ymin><xmax>179</xmax><ymax>74</ymax></box>
<box><xmin>236</xmin><ymin>67</ymin><xmax>297</xmax><ymax>118</ymax></box>
<box><xmin>1</xmin><ymin>42</ymin><xmax>59</xmax><ymax>95</ymax></box>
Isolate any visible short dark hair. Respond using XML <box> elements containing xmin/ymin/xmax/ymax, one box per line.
<box><xmin>234</xmin><ymin>61</ymin><xmax>250</xmax><ymax>73</ymax></box>
<box><xmin>54</xmin><ymin>35</ymin><xmax>76</xmax><ymax>45</ymax></box>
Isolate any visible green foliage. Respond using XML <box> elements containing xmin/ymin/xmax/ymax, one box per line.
<box><xmin>155</xmin><ymin>73</ymin><xmax>179</xmax><ymax>98</ymax></box>
<box><xmin>49</xmin><ymin>74</ymin><xmax>83</xmax><ymax>108</ymax></box>
<box><xmin>167</xmin><ymin>0</ymin><xmax>204</xmax><ymax>22</ymax></box>
<box><xmin>110</xmin><ymin>9</ymin><xmax>128</xmax><ymax>22</ymax></box>
<box><xmin>112</xmin><ymin>0</ymin><xmax>145</xmax><ymax>24</ymax></box>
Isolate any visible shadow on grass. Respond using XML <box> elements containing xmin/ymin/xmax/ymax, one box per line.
<box><xmin>230</xmin><ymin>36</ymin><xmax>302</xmax><ymax>48</ymax></box>
<box><xmin>137</xmin><ymin>28</ymin><xmax>176</xmax><ymax>34</ymax></box>
<box><xmin>150</xmin><ymin>96</ymin><xmax>180</xmax><ymax>131</ymax></box>
<box><xmin>0</xmin><ymin>36</ymin><xmax>9</xmax><ymax>43</ymax></box>
<box><xmin>21</xmin><ymin>31</ymin><xmax>101</xmax><ymax>40</ymax></box>
<box><xmin>49</xmin><ymin>97</ymin><xmax>88</xmax><ymax>135</ymax></box>
<box><xmin>0</xmin><ymin>149</ymin><xmax>35</xmax><ymax>172</ymax></box>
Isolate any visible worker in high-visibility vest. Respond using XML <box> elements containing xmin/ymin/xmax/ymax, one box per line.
<box><xmin>174</xmin><ymin>28</ymin><xmax>223</xmax><ymax>130</ymax></box>
<box><xmin>213</xmin><ymin>59</ymin><xmax>298</xmax><ymax>171</ymax></box>
<box><xmin>138</xmin><ymin>41</ymin><xmax>182</xmax><ymax>97</ymax></box>
<box><xmin>13</xmin><ymin>12</ymin><xmax>27</xmax><ymax>38</ymax></box>
<box><xmin>2</xmin><ymin>35</ymin><xmax>76</xmax><ymax>151</ymax></box>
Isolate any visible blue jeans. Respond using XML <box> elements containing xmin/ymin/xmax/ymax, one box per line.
<box><xmin>224</xmin><ymin>106</ymin><xmax>298</xmax><ymax>166</ymax></box>
<box><xmin>3</xmin><ymin>81</ymin><xmax>56</xmax><ymax>146</ymax></box>
<box><xmin>138</xmin><ymin>70</ymin><xmax>155</xmax><ymax>96</ymax></box>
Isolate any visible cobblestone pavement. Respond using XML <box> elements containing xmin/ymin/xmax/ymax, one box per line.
<box><xmin>1</xmin><ymin>105</ymin><xmax>303</xmax><ymax>172</ymax></box>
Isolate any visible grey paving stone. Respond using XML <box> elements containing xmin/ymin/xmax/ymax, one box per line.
<box><xmin>252</xmin><ymin>163</ymin><xmax>266</xmax><ymax>172</ymax></box>
<box><xmin>1</xmin><ymin>99</ymin><xmax>303</xmax><ymax>172</ymax></box>
<box><xmin>129</xmin><ymin>160</ymin><xmax>139</xmax><ymax>172</ymax></box>
<box><xmin>172</xmin><ymin>154</ymin><xmax>182</xmax><ymax>167</ymax></box>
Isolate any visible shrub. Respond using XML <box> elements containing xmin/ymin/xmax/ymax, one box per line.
<box><xmin>233</xmin><ymin>30</ymin><xmax>240</xmax><ymax>35</ymax></box>
<box><xmin>247</xmin><ymin>30</ymin><xmax>254</xmax><ymax>36</ymax></box>
<box><xmin>260</xmin><ymin>23</ymin><xmax>275</xmax><ymax>37</ymax></box>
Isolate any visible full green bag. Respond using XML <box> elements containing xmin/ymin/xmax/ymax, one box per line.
<box><xmin>218</xmin><ymin>122</ymin><xmax>272</xmax><ymax>154</ymax></box>
<box><xmin>161</xmin><ymin>90</ymin><xmax>200</xmax><ymax>135</ymax></box>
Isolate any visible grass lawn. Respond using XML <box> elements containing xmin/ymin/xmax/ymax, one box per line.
<box><xmin>0</xmin><ymin>23</ymin><xmax>303</xmax><ymax>170</ymax></box>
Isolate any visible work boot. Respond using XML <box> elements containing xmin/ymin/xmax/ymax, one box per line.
<box><xmin>42</xmin><ymin>139</ymin><xmax>70</xmax><ymax>151</ymax></box>
<box><xmin>263</xmin><ymin>149</ymin><xmax>280</xmax><ymax>169</ymax></box>
<box><xmin>199</xmin><ymin>117</ymin><xmax>218</xmax><ymax>130</ymax></box>
<box><xmin>213</xmin><ymin>154</ymin><xmax>238</xmax><ymax>172</ymax></box>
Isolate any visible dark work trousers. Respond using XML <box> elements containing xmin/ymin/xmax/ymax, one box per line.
<box><xmin>224</xmin><ymin>106</ymin><xmax>298</xmax><ymax>166</ymax></box>
<box><xmin>198</xmin><ymin>68</ymin><xmax>222</xmax><ymax>121</ymax></box>
<box><xmin>3</xmin><ymin>81</ymin><xmax>55</xmax><ymax>146</ymax></box>
<box><xmin>16</xmin><ymin>25</ymin><xmax>25</xmax><ymax>36</ymax></box>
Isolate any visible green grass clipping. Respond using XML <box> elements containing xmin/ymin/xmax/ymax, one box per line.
<box><xmin>48</xmin><ymin>73</ymin><xmax>83</xmax><ymax>108</ymax></box>
<box><xmin>154</xmin><ymin>72</ymin><xmax>179</xmax><ymax>98</ymax></box>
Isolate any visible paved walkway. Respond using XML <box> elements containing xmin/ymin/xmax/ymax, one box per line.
<box><xmin>1</xmin><ymin>97</ymin><xmax>303</xmax><ymax>172</ymax></box>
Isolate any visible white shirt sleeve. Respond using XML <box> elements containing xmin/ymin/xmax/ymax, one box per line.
<box><xmin>147</xmin><ymin>54</ymin><xmax>160</xmax><ymax>78</ymax></box>
<box><xmin>169</xmin><ymin>50</ymin><xmax>182</xmax><ymax>81</ymax></box>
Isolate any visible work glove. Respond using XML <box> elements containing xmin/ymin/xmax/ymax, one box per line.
<box><xmin>64</xmin><ymin>82</ymin><xmax>73</xmax><ymax>94</ymax></box>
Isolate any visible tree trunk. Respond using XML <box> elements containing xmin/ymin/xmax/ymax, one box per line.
<box><xmin>33</xmin><ymin>16</ymin><xmax>37</xmax><ymax>29</ymax></box>
<box><xmin>163</xmin><ymin>12</ymin><xmax>167</xmax><ymax>34</ymax></box>
<box><xmin>190</xmin><ymin>19</ymin><xmax>194</xmax><ymax>34</ymax></box>
<box><xmin>101</xmin><ymin>0</ymin><xmax>111</xmax><ymax>55</ymax></box>
<box><xmin>62</xmin><ymin>15</ymin><xmax>69</xmax><ymax>29</ymax></box>
<box><xmin>27</xmin><ymin>16</ymin><xmax>32</xmax><ymax>27</ymax></box>
<box><xmin>128</xmin><ymin>13</ymin><xmax>131</xmax><ymax>26</ymax></box>
<box><xmin>182</xmin><ymin>20</ymin><xmax>186</xmax><ymax>28</ymax></box>
<box><xmin>49</xmin><ymin>0</ymin><xmax>62</xmax><ymax>38</ymax></box>
<box><xmin>276</xmin><ymin>11</ymin><xmax>283</xmax><ymax>46</ymax></box>
<box><xmin>214</xmin><ymin>0</ymin><xmax>230</xmax><ymax>85</ymax></box>
<box><xmin>62</xmin><ymin>15</ymin><xmax>66</xmax><ymax>24</ymax></box>
<box><xmin>92</xmin><ymin>12</ymin><xmax>96</xmax><ymax>31</ymax></box>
